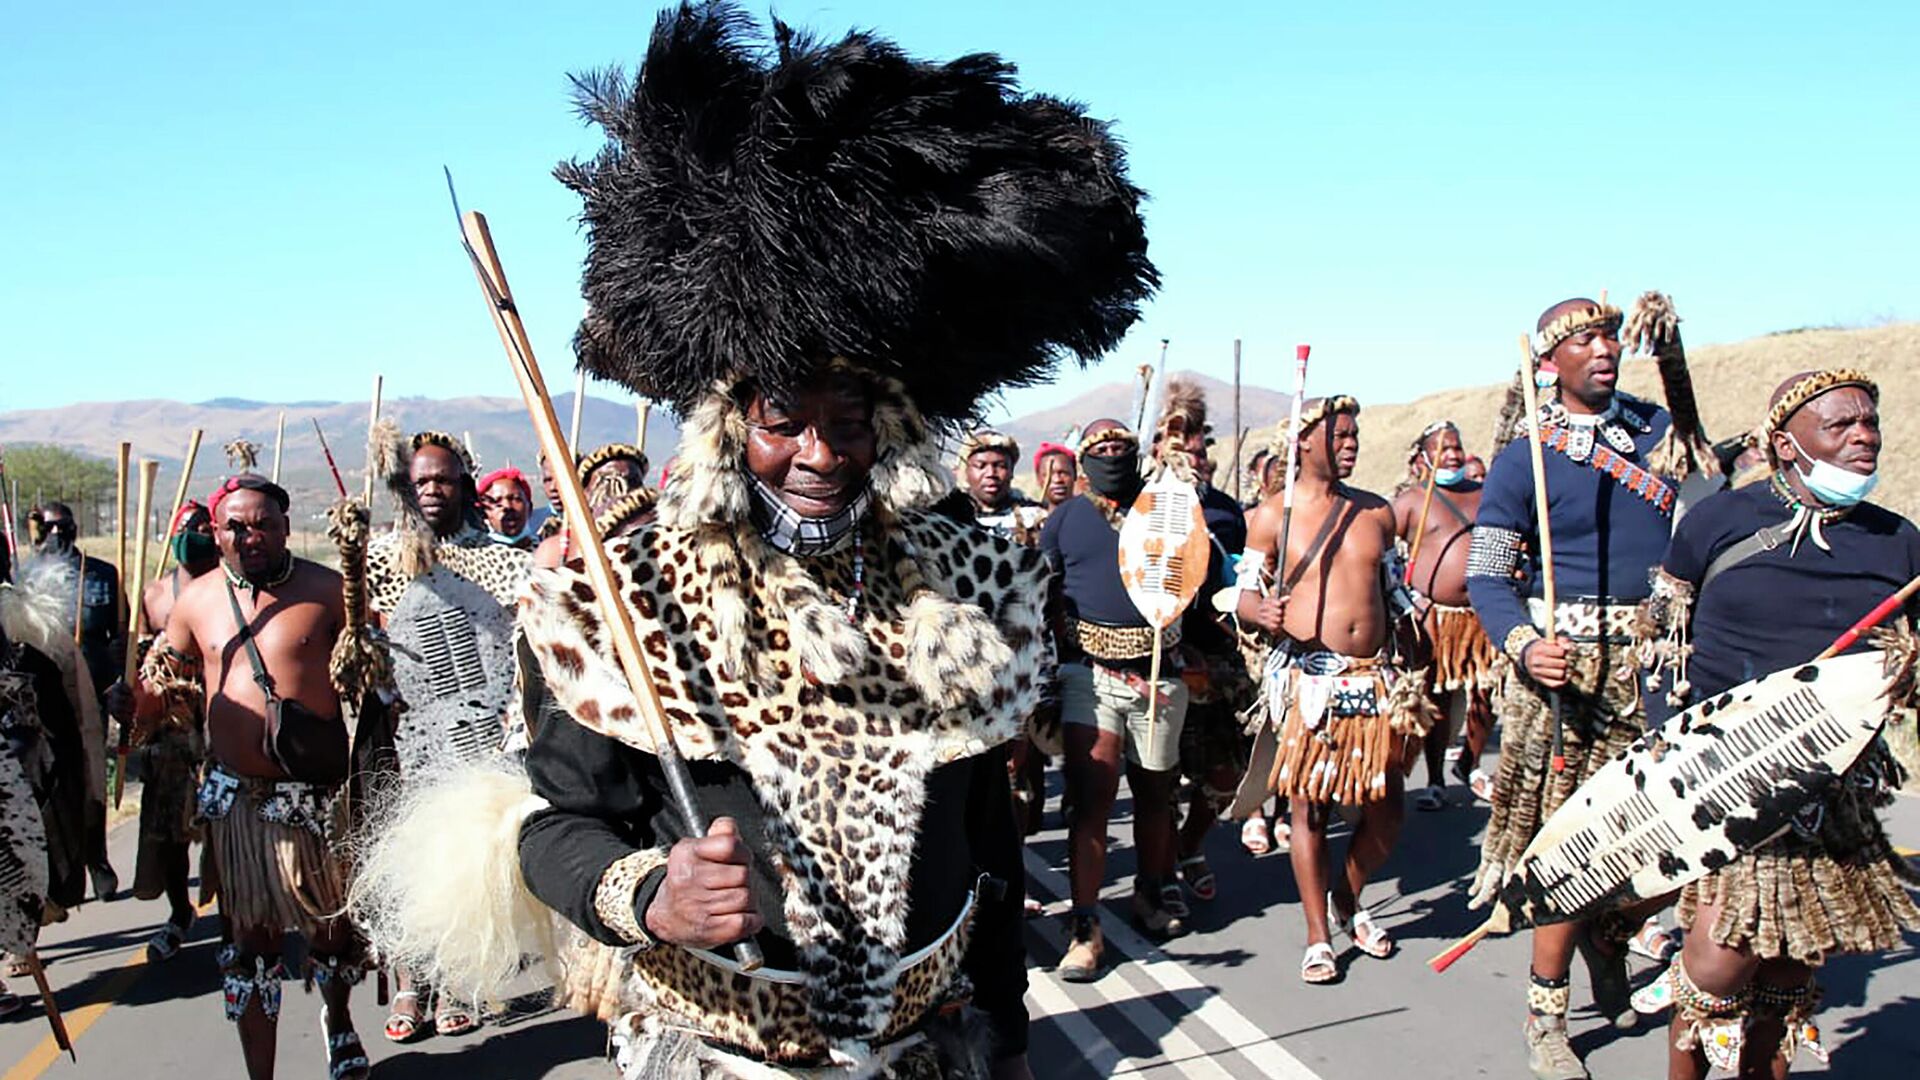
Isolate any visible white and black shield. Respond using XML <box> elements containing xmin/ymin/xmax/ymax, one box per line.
<box><xmin>387</xmin><ymin>567</ymin><xmax>518</xmax><ymax>774</ymax></box>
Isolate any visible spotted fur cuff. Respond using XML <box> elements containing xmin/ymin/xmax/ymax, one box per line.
<box><xmin>1503</xmin><ymin>624</ymin><xmax>1543</xmax><ymax>665</ymax></box>
<box><xmin>594</xmin><ymin>848</ymin><xmax>672</xmax><ymax>948</ymax></box>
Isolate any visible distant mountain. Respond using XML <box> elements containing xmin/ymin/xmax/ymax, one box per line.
<box><xmin>995</xmin><ymin>370</ymin><xmax>1291</xmax><ymax>490</ymax></box>
<box><xmin>0</xmin><ymin>393</ymin><xmax>680</xmax><ymax>523</ymax></box>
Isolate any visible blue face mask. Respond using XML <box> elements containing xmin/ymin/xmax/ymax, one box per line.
<box><xmin>1787</xmin><ymin>433</ymin><xmax>1878</xmax><ymax>507</ymax></box>
<box><xmin>1433</xmin><ymin>466</ymin><xmax>1467</xmax><ymax>488</ymax></box>
<box><xmin>488</xmin><ymin>528</ymin><xmax>529</xmax><ymax>546</ymax></box>
<box><xmin>1534</xmin><ymin>368</ymin><xmax>1559</xmax><ymax>390</ymax></box>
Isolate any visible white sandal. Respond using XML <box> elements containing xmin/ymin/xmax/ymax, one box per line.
<box><xmin>1300</xmin><ymin>941</ymin><xmax>1338</xmax><ymax>984</ymax></box>
<box><xmin>1331</xmin><ymin>895</ymin><xmax>1394</xmax><ymax>959</ymax></box>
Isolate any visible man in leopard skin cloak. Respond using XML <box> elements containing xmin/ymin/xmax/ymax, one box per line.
<box><xmin>349</xmin><ymin>4</ymin><xmax>1156</xmax><ymax>1077</ymax></box>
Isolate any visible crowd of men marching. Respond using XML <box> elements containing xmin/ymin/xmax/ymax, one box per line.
<box><xmin>1</xmin><ymin>301</ymin><xmax>1913</xmax><ymax>1080</ymax></box>
<box><xmin>2</xmin><ymin>6</ymin><xmax>1914</xmax><ymax>1080</ymax></box>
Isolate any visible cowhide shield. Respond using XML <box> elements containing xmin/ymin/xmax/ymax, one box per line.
<box><xmin>387</xmin><ymin>567</ymin><xmax>517</xmax><ymax>774</ymax></box>
<box><xmin>1492</xmin><ymin>650</ymin><xmax>1892</xmax><ymax>932</ymax></box>
<box><xmin>0</xmin><ymin>670</ymin><xmax>49</xmax><ymax>956</ymax></box>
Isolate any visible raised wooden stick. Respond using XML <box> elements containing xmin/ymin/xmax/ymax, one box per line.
<box><xmin>1404</xmin><ymin>454</ymin><xmax>1440</xmax><ymax>585</ymax></box>
<box><xmin>569</xmin><ymin>370</ymin><xmax>587</xmax><ymax>452</ymax></box>
<box><xmin>115</xmin><ymin>440</ymin><xmax>131</xmax><ymax>578</ymax></box>
<box><xmin>1517</xmin><ymin>334</ymin><xmax>1566</xmax><ymax>772</ymax></box>
<box><xmin>271</xmin><ymin>411</ymin><xmax>286</xmax><ymax>483</ymax></box>
<box><xmin>455</xmin><ymin>206</ymin><xmax>763</xmax><ymax>971</ymax></box>
<box><xmin>111</xmin><ymin>459</ymin><xmax>159</xmax><ymax>810</ymax></box>
<box><xmin>1231</xmin><ymin>339</ymin><xmax>1243</xmax><ymax>502</ymax></box>
<box><xmin>636</xmin><ymin>401</ymin><xmax>651</xmax><ymax>458</ymax></box>
<box><xmin>154</xmin><ymin>429</ymin><xmax>205</xmax><ymax>578</ymax></box>
<box><xmin>362</xmin><ymin>375</ymin><xmax>384</xmax><ymax>506</ymax></box>
<box><xmin>1273</xmin><ymin>345</ymin><xmax>1312</xmax><ymax>591</ymax></box>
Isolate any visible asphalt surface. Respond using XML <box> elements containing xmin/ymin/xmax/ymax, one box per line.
<box><xmin>2</xmin><ymin>776</ymin><xmax>1914</xmax><ymax>1080</ymax></box>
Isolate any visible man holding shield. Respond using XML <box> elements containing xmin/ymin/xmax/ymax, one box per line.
<box><xmin>1637</xmin><ymin>369</ymin><xmax>1920</xmax><ymax>1078</ymax></box>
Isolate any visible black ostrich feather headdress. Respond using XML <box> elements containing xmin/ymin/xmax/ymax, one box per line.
<box><xmin>557</xmin><ymin>1</ymin><xmax>1158</xmax><ymax>424</ymax></box>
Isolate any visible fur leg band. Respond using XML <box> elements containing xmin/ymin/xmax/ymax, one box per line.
<box><xmin>1527</xmin><ymin>971</ymin><xmax>1571</xmax><ymax>1017</ymax></box>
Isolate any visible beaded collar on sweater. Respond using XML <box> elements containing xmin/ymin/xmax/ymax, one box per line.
<box><xmin>1537</xmin><ymin>396</ymin><xmax>1646</xmax><ymax>463</ymax></box>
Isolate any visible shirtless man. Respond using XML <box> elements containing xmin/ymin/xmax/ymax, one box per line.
<box><xmin>1230</xmin><ymin>396</ymin><xmax>1431</xmax><ymax>984</ymax></box>
<box><xmin>133</xmin><ymin>474</ymin><xmax>366</xmax><ymax>1080</ymax></box>
<box><xmin>1391</xmin><ymin>421</ymin><xmax>1495</xmax><ymax>808</ymax></box>
<box><xmin>124</xmin><ymin>501</ymin><xmax>221</xmax><ymax>959</ymax></box>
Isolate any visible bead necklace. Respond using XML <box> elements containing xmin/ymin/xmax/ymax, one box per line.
<box><xmin>224</xmin><ymin>554</ymin><xmax>295</xmax><ymax>592</ymax></box>
<box><xmin>1769</xmin><ymin>471</ymin><xmax>1850</xmax><ymax>555</ymax></box>
<box><xmin>844</xmin><ymin>538</ymin><xmax>865</xmax><ymax>622</ymax></box>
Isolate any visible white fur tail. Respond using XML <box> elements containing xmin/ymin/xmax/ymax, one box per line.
<box><xmin>347</xmin><ymin>759</ymin><xmax>557</xmax><ymax>1004</ymax></box>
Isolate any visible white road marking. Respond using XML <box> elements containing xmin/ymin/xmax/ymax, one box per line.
<box><xmin>1025</xmin><ymin>968</ymin><xmax>1126</xmax><ymax>1076</ymax></box>
<box><xmin>1024</xmin><ymin>847</ymin><xmax>1326</xmax><ymax>1080</ymax></box>
<box><xmin>1029</xmin><ymin>918</ymin><xmax>1237</xmax><ymax>1080</ymax></box>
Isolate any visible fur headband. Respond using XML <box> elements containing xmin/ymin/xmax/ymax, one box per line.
<box><xmin>1269</xmin><ymin>395</ymin><xmax>1360</xmax><ymax>457</ymax></box>
<box><xmin>956</xmin><ymin>430</ymin><xmax>1020</xmax><ymax>470</ymax></box>
<box><xmin>1533</xmin><ymin>301</ymin><xmax>1623</xmax><ymax>358</ymax></box>
<box><xmin>1765</xmin><ymin>368</ymin><xmax>1879</xmax><ymax>436</ymax></box>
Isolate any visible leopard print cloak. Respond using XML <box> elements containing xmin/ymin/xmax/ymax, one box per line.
<box><xmin>519</xmin><ymin>507</ymin><xmax>1051</xmax><ymax>1065</ymax></box>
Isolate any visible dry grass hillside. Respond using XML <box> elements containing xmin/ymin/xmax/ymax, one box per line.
<box><xmin>1246</xmin><ymin>323</ymin><xmax>1920</xmax><ymax>519</ymax></box>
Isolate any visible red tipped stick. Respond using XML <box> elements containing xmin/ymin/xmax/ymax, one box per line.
<box><xmin>1296</xmin><ymin>343</ymin><xmax>1311</xmax><ymax>361</ymax></box>
<box><xmin>1428</xmin><ymin>920</ymin><xmax>1495</xmax><ymax>973</ymax></box>
<box><xmin>1817</xmin><ymin>572</ymin><xmax>1920</xmax><ymax>660</ymax></box>
<box><xmin>311</xmin><ymin>419</ymin><xmax>349</xmax><ymax>499</ymax></box>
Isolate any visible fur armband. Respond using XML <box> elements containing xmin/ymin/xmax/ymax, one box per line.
<box><xmin>592</xmin><ymin>848</ymin><xmax>672</xmax><ymax>948</ymax></box>
<box><xmin>1636</xmin><ymin>570</ymin><xmax>1696</xmax><ymax>706</ymax></box>
<box><xmin>1503</xmin><ymin>624</ymin><xmax>1543</xmax><ymax>665</ymax></box>
<box><xmin>140</xmin><ymin>638</ymin><xmax>203</xmax><ymax>716</ymax></box>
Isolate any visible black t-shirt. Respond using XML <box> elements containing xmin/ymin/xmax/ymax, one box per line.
<box><xmin>1665</xmin><ymin>483</ymin><xmax>1920</xmax><ymax>700</ymax></box>
<box><xmin>1039</xmin><ymin>495</ymin><xmax>1143</xmax><ymax>629</ymax></box>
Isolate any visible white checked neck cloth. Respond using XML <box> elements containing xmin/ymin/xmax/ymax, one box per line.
<box><xmin>748</xmin><ymin>474</ymin><xmax>872</xmax><ymax>556</ymax></box>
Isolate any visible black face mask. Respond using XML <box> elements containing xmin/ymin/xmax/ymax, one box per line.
<box><xmin>172</xmin><ymin>531</ymin><xmax>219</xmax><ymax>566</ymax></box>
<box><xmin>1081</xmin><ymin>450</ymin><xmax>1141</xmax><ymax>501</ymax></box>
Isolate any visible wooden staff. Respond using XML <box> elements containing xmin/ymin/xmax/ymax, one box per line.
<box><xmin>154</xmin><ymin>429</ymin><xmax>205</xmax><ymax>578</ymax></box>
<box><xmin>569</xmin><ymin>370</ymin><xmax>587</xmax><ymax>452</ymax></box>
<box><xmin>637</xmin><ymin>401</ymin><xmax>651</xmax><ymax>457</ymax></box>
<box><xmin>22</xmin><ymin>951</ymin><xmax>73</xmax><ymax>1059</ymax></box>
<box><xmin>362</xmin><ymin>375</ymin><xmax>384</xmax><ymax>506</ymax></box>
<box><xmin>1404</xmin><ymin>453</ymin><xmax>1440</xmax><ymax>585</ymax></box>
<box><xmin>111</xmin><ymin>459</ymin><xmax>159</xmax><ymax>810</ymax></box>
<box><xmin>115</xmin><ymin>440</ymin><xmax>131</xmax><ymax>577</ymax></box>
<box><xmin>1231</xmin><ymin>339</ymin><xmax>1243</xmax><ymax>502</ymax></box>
<box><xmin>271</xmin><ymin>411</ymin><xmax>286</xmax><ymax>483</ymax></box>
<box><xmin>1516</xmin><ymin>334</ymin><xmax>1565</xmax><ymax>773</ymax></box>
<box><xmin>1272</xmin><ymin>344</ymin><xmax>1312</xmax><ymax>591</ymax></box>
<box><xmin>455</xmin><ymin>205</ymin><xmax>763</xmax><ymax>971</ymax></box>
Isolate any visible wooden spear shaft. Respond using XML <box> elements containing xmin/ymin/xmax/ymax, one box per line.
<box><xmin>362</xmin><ymin>375</ymin><xmax>384</xmax><ymax>506</ymax></box>
<box><xmin>154</xmin><ymin>429</ymin><xmax>205</xmax><ymax>578</ymax></box>
<box><xmin>1273</xmin><ymin>345</ymin><xmax>1312</xmax><ymax>591</ymax></box>
<box><xmin>1231</xmin><ymin>339</ymin><xmax>1243</xmax><ymax>502</ymax></box>
<box><xmin>1405</xmin><ymin>459</ymin><xmax>1440</xmax><ymax>586</ymax></box>
<box><xmin>115</xmin><ymin>443</ymin><xmax>130</xmax><ymax>606</ymax></box>
<box><xmin>112</xmin><ymin>460</ymin><xmax>159</xmax><ymax>810</ymax></box>
<box><xmin>271</xmin><ymin>411</ymin><xmax>286</xmax><ymax>483</ymax></box>
<box><xmin>458</xmin><ymin>208</ymin><xmax>763</xmax><ymax>971</ymax></box>
<box><xmin>1516</xmin><ymin>334</ymin><xmax>1566</xmax><ymax>772</ymax></box>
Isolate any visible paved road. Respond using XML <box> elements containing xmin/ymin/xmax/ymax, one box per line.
<box><xmin>3</xmin><ymin>779</ymin><xmax>1914</xmax><ymax>1079</ymax></box>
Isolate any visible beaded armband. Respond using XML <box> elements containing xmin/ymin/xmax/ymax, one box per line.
<box><xmin>593</xmin><ymin>848</ymin><xmax>673</xmax><ymax>948</ymax></box>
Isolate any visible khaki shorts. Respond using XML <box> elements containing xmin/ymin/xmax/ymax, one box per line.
<box><xmin>1059</xmin><ymin>661</ymin><xmax>1189</xmax><ymax>772</ymax></box>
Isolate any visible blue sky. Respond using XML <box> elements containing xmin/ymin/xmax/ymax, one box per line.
<box><xmin>4</xmin><ymin>2</ymin><xmax>1915</xmax><ymax>423</ymax></box>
